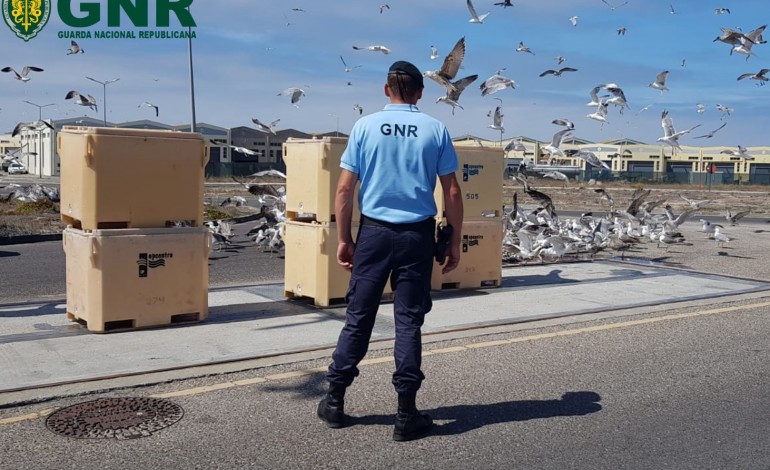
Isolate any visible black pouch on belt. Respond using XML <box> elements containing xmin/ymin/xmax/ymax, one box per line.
<box><xmin>435</xmin><ymin>223</ymin><xmax>454</xmax><ymax>264</ymax></box>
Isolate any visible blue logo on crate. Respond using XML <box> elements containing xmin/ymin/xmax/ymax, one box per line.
<box><xmin>137</xmin><ymin>252</ymin><xmax>172</xmax><ymax>277</ymax></box>
<box><xmin>461</xmin><ymin>234</ymin><xmax>483</xmax><ymax>252</ymax></box>
<box><xmin>462</xmin><ymin>164</ymin><xmax>484</xmax><ymax>182</ymax></box>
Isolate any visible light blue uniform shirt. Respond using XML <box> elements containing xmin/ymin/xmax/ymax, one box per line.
<box><xmin>340</xmin><ymin>104</ymin><xmax>459</xmax><ymax>224</ymax></box>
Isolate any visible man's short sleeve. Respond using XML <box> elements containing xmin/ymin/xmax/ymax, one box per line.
<box><xmin>436</xmin><ymin>126</ymin><xmax>459</xmax><ymax>177</ymax></box>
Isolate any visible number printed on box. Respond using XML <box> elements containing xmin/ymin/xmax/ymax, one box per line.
<box><xmin>146</xmin><ymin>296</ymin><xmax>165</xmax><ymax>305</ymax></box>
<box><xmin>466</xmin><ymin>193</ymin><xmax>479</xmax><ymax>200</ymax></box>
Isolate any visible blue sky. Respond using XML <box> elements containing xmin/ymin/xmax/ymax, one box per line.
<box><xmin>1</xmin><ymin>0</ymin><xmax>768</xmax><ymax>147</ymax></box>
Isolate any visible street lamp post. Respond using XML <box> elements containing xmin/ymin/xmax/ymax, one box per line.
<box><xmin>85</xmin><ymin>76</ymin><xmax>120</xmax><ymax>126</ymax></box>
<box><xmin>328</xmin><ymin>114</ymin><xmax>339</xmax><ymax>137</ymax></box>
<box><xmin>22</xmin><ymin>100</ymin><xmax>54</xmax><ymax>178</ymax></box>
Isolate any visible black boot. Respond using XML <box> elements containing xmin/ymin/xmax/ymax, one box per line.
<box><xmin>317</xmin><ymin>384</ymin><xmax>347</xmax><ymax>428</ymax></box>
<box><xmin>393</xmin><ymin>391</ymin><xmax>433</xmax><ymax>442</ymax></box>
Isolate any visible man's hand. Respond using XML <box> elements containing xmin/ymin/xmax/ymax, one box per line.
<box><xmin>337</xmin><ymin>241</ymin><xmax>355</xmax><ymax>271</ymax></box>
<box><xmin>442</xmin><ymin>243</ymin><xmax>461</xmax><ymax>274</ymax></box>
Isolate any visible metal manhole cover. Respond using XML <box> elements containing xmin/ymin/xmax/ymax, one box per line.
<box><xmin>45</xmin><ymin>397</ymin><xmax>184</xmax><ymax>440</ymax></box>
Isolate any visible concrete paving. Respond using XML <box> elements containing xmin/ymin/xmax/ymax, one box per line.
<box><xmin>1</xmin><ymin>259</ymin><xmax>768</xmax><ymax>408</ymax></box>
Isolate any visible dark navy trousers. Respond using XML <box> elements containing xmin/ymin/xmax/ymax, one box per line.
<box><xmin>326</xmin><ymin>217</ymin><xmax>435</xmax><ymax>394</ymax></box>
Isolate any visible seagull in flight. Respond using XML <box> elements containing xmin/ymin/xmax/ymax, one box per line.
<box><xmin>539</xmin><ymin>67</ymin><xmax>578</xmax><ymax>77</ymax></box>
<box><xmin>430</xmin><ymin>45</ymin><xmax>439</xmax><ymax>60</ymax></box>
<box><xmin>229</xmin><ymin>146</ymin><xmax>261</xmax><ymax>157</ymax></box>
<box><xmin>552</xmin><ymin>118</ymin><xmax>575</xmax><ymax>130</ymax></box>
<box><xmin>720</xmin><ymin>146</ymin><xmax>752</xmax><ymax>160</ymax></box>
<box><xmin>555</xmin><ymin>55</ymin><xmax>566</xmax><ymax>64</ymax></box>
<box><xmin>601</xmin><ymin>0</ymin><xmax>629</xmax><ymax>10</ymax></box>
<box><xmin>543</xmin><ymin>128</ymin><xmax>572</xmax><ymax>157</ymax></box>
<box><xmin>494</xmin><ymin>0</ymin><xmax>514</xmax><ymax>7</ymax></box>
<box><xmin>566</xmin><ymin>149</ymin><xmax>610</xmax><ymax>170</ymax></box>
<box><xmin>696</xmin><ymin>103</ymin><xmax>705</xmax><ymax>113</ymax></box>
<box><xmin>714</xmin><ymin>7</ymin><xmax>730</xmax><ymax>14</ymax></box>
<box><xmin>603</xmin><ymin>83</ymin><xmax>630</xmax><ymax>114</ymax></box>
<box><xmin>138</xmin><ymin>101</ymin><xmax>159</xmax><ymax>117</ymax></box>
<box><xmin>479</xmin><ymin>72</ymin><xmax>516</xmax><ymax>96</ymax></box>
<box><xmin>694</xmin><ymin>122</ymin><xmax>727</xmax><ymax>139</ymax></box>
<box><xmin>12</xmin><ymin>120</ymin><xmax>54</xmax><ymax>137</ymax></box>
<box><xmin>278</xmin><ymin>87</ymin><xmax>305</xmax><ymax>107</ymax></box>
<box><xmin>737</xmin><ymin>68</ymin><xmax>769</xmax><ymax>85</ymax></box>
<box><xmin>436</xmin><ymin>74</ymin><xmax>479</xmax><ymax>115</ymax></box>
<box><xmin>65</xmin><ymin>90</ymin><xmax>97</xmax><ymax>112</ymax></box>
<box><xmin>617</xmin><ymin>27</ymin><xmax>627</xmax><ymax>35</ymax></box>
<box><xmin>379</xmin><ymin>4</ymin><xmax>390</xmax><ymax>14</ymax></box>
<box><xmin>516</xmin><ymin>41</ymin><xmax>534</xmax><ymax>54</ymax></box>
<box><xmin>352</xmin><ymin>44</ymin><xmax>391</xmax><ymax>54</ymax></box>
<box><xmin>1</xmin><ymin>66</ymin><xmax>43</xmax><ymax>82</ymax></box>
<box><xmin>648</xmin><ymin>70</ymin><xmax>670</xmax><ymax>94</ymax></box>
<box><xmin>715</xmin><ymin>103</ymin><xmax>733</xmax><ymax>119</ymax></box>
<box><xmin>569</xmin><ymin>16</ymin><xmax>579</xmax><ymax>27</ymax></box>
<box><xmin>657</xmin><ymin>110</ymin><xmax>700</xmax><ymax>151</ymax></box>
<box><xmin>586</xmin><ymin>85</ymin><xmax>608</xmax><ymax>106</ymax></box>
<box><xmin>252</xmin><ymin>117</ymin><xmax>280</xmax><ymax>134</ymax></box>
<box><xmin>466</xmin><ymin>0</ymin><xmax>490</xmax><ymax>23</ymax></box>
<box><xmin>669</xmin><ymin>4</ymin><xmax>677</xmax><ymax>14</ymax></box>
<box><xmin>586</xmin><ymin>101</ymin><xmax>609</xmax><ymax>128</ymax></box>
<box><xmin>353</xmin><ymin>104</ymin><xmax>363</xmax><ymax>115</ymax></box>
<box><xmin>66</xmin><ymin>40</ymin><xmax>84</xmax><ymax>55</ymax></box>
<box><xmin>424</xmin><ymin>37</ymin><xmax>466</xmax><ymax>93</ymax></box>
<box><xmin>488</xmin><ymin>106</ymin><xmax>504</xmax><ymax>132</ymax></box>
<box><xmin>339</xmin><ymin>56</ymin><xmax>361</xmax><ymax>72</ymax></box>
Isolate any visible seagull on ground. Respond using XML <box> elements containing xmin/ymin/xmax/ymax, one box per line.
<box><xmin>737</xmin><ymin>68</ymin><xmax>769</xmax><ymax>85</ymax></box>
<box><xmin>516</xmin><ymin>41</ymin><xmax>535</xmax><ymax>54</ymax></box>
<box><xmin>569</xmin><ymin>16</ymin><xmax>579</xmax><ymax>27</ymax></box>
<box><xmin>539</xmin><ymin>67</ymin><xmax>578</xmax><ymax>77</ymax></box>
<box><xmin>65</xmin><ymin>90</ymin><xmax>98</xmax><ymax>112</ymax></box>
<box><xmin>466</xmin><ymin>0</ymin><xmax>490</xmax><ymax>23</ymax></box>
<box><xmin>66</xmin><ymin>40</ymin><xmax>84</xmax><ymax>55</ymax></box>
<box><xmin>648</xmin><ymin>70</ymin><xmax>670</xmax><ymax>94</ymax></box>
<box><xmin>720</xmin><ymin>146</ymin><xmax>752</xmax><ymax>160</ymax></box>
<box><xmin>424</xmin><ymin>37</ymin><xmax>466</xmax><ymax>93</ymax></box>
<box><xmin>700</xmin><ymin>219</ymin><xmax>719</xmax><ymax>238</ymax></box>
<box><xmin>657</xmin><ymin>110</ymin><xmax>700</xmax><ymax>151</ymax></box>
<box><xmin>725</xmin><ymin>208</ymin><xmax>750</xmax><ymax>225</ymax></box>
<box><xmin>436</xmin><ymin>75</ymin><xmax>479</xmax><ymax>114</ymax></box>
<box><xmin>694</xmin><ymin>122</ymin><xmax>727</xmax><ymax>139</ymax></box>
<box><xmin>714</xmin><ymin>7</ymin><xmax>730</xmax><ymax>14</ymax></box>
<box><xmin>479</xmin><ymin>72</ymin><xmax>516</xmax><ymax>96</ymax></box>
<box><xmin>11</xmin><ymin>120</ymin><xmax>54</xmax><ymax>137</ymax></box>
<box><xmin>339</xmin><ymin>56</ymin><xmax>361</xmax><ymax>73</ymax></box>
<box><xmin>713</xmin><ymin>226</ymin><xmax>733</xmax><ymax>247</ymax></box>
<box><xmin>252</xmin><ymin>117</ymin><xmax>280</xmax><ymax>134</ymax></box>
<box><xmin>352</xmin><ymin>44</ymin><xmax>390</xmax><ymax>54</ymax></box>
<box><xmin>278</xmin><ymin>87</ymin><xmax>305</xmax><ymax>107</ymax></box>
<box><xmin>138</xmin><ymin>101</ymin><xmax>159</xmax><ymax>117</ymax></box>
<box><xmin>229</xmin><ymin>146</ymin><xmax>261</xmax><ymax>157</ymax></box>
<box><xmin>1</xmin><ymin>66</ymin><xmax>43</xmax><ymax>82</ymax></box>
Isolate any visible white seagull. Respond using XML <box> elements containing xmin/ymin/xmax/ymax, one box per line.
<box><xmin>353</xmin><ymin>104</ymin><xmax>363</xmax><ymax>115</ymax></box>
<box><xmin>65</xmin><ymin>90</ymin><xmax>97</xmax><ymax>112</ymax></box>
<box><xmin>696</xmin><ymin>103</ymin><xmax>705</xmax><ymax>113</ymax></box>
<box><xmin>648</xmin><ymin>70</ymin><xmax>670</xmax><ymax>94</ymax></box>
<box><xmin>278</xmin><ymin>87</ymin><xmax>305</xmax><ymax>107</ymax></box>
<box><xmin>714</xmin><ymin>7</ymin><xmax>730</xmax><ymax>14</ymax></box>
<box><xmin>566</xmin><ymin>149</ymin><xmax>610</xmax><ymax>170</ymax></box>
<box><xmin>657</xmin><ymin>110</ymin><xmax>700</xmax><ymax>151</ymax></box>
<box><xmin>543</xmin><ymin>128</ymin><xmax>572</xmax><ymax>157</ymax></box>
<box><xmin>466</xmin><ymin>0</ymin><xmax>490</xmax><ymax>24</ymax></box>
<box><xmin>693</xmin><ymin>122</ymin><xmax>727</xmax><ymax>139</ymax></box>
<box><xmin>352</xmin><ymin>44</ymin><xmax>391</xmax><ymax>54</ymax></box>
<box><xmin>138</xmin><ymin>101</ymin><xmax>159</xmax><ymax>117</ymax></box>
<box><xmin>1</xmin><ymin>66</ymin><xmax>43</xmax><ymax>82</ymax></box>
<box><xmin>229</xmin><ymin>146</ymin><xmax>260</xmax><ymax>157</ymax></box>
<box><xmin>569</xmin><ymin>16</ymin><xmax>579</xmax><ymax>27</ymax></box>
<box><xmin>66</xmin><ymin>40</ymin><xmax>84</xmax><ymax>55</ymax></box>
<box><xmin>339</xmin><ymin>56</ymin><xmax>361</xmax><ymax>73</ymax></box>
<box><xmin>479</xmin><ymin>73</ymin><xmax>516</xmax><ymax>96</ymax></box>
<box><xmin>430</xmin><ymin>45</ymin><xmax>439</xmax><ymax>60</ymax></box>
<box><xmin>720</xmin><ymin>146</ymin><xmax>752</xmax><ymax>160</ymax></box>
<box><xmin>552</xmin><ymin>118</ymin><xmax>575</xmax><ymax>130</ymax></box>
<box><xmin>586</xmin><ymin>101</ymin><xmax>609</xmax><ymax>128</ymax></box>
<box><xmin>11</xmin><ymin>120</ymin><xmax>54</xmax><ymax>137</ymax></box>
<box><xmin>713</xmin><ymin>226</ymin><xmax>733</xmax><ymax>247</ymax></box>
<box><xmin>603</xmin><ymin>83</ymin><xmax>630</xmax><ymax>114</ymax></box>
<box><xmin>488</xmin><ymin>106</ymin><xmax>504</xmax><ymax>132</ymax></box>
<box><xmin>715</xmin><ymin>103</ymin><xmax>733</xmax><ymax>119</ymax></box>
<box><xmin>516</xmin><ymin>41</ymin><xmax>535</xmax><ymax>55</ymax></box>
<box><xmin>586</xmin><ymin>85</ymin><xmax>607</xmax><ymax>106</ymax></box>
<box><xmin>252</xmin><ymin>117</ymin><xmax>280</xmax><ymax>134</ymax></box>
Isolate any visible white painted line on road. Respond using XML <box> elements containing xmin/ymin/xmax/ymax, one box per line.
<box><xmin>3</xmin><ymin>299</ymin><xmax>769</xmax><ymax>427</ymax></box>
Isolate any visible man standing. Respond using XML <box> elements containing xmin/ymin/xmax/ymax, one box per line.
<box><xmin>317</xmin><ymin>60</ymin><xmax>464</xmax><ymax>441</ymax></box>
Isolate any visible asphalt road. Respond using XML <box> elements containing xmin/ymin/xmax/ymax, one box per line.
<box><xmin>1</xmin><ymin>295</ymin><xmax>768</xmax><ymax>469</ymax></box>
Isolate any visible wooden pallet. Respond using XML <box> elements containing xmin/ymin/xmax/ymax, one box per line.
<box><xmin>284</xmin><ymin>290</ymin><xmax>394</xmax><ymax>308</ymax></box>
<box><xmin>66</xmin><ymin>311</ymin><xmax>205</xmax><ymax>333</ymax></box>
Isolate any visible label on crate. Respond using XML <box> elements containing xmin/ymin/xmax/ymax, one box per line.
<box><xmin>136</xmin><ymin>252</ymin><xmax>173</xmax><ymax>278</ymax></box>
<box><xmin>462</xmin><ymin>163</ymin><xmax>484</xmax><ymax>182</ymax></box>
<box><xmin>461</xmin><ymin>234</ymin><xmax>484</xmax><ymax>252</ymax></box>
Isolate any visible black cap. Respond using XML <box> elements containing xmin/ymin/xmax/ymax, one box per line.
<box><xmin>388</xmin><ymin>60</ymin><xmax>423</xmax><ymax>88</ymax></box>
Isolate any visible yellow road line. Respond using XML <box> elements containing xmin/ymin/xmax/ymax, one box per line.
<box><xmin>3</xmin><ymin>299</ymin><xmax>768</xmax><ymax>427</ymax></box>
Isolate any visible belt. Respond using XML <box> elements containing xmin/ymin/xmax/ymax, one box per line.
<box><xmin>360</xmin><ymin>214</ymin><xmax>434</xmax><ymax>230</ymax></box>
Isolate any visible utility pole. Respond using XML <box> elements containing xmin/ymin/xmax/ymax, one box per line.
<box><xmin>22</xmin><ymin>100</ymin><xmax>54</xmax><ymax>177</ymax></box>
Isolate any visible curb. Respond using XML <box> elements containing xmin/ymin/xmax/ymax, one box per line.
<box><xmin>0</xmin><ymin>233</ymin><xmax>63</xmax><ymax>246</ymax></box>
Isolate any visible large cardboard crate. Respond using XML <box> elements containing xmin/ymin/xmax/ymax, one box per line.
<box><xmin>435</xmin><ymin>145</ymin><xmax>505</xmax><ymax>220</ymax></box>
<box><xmin>432</xmin><ymin>219</ymin><xmax>503</xmax><ymax>290</ymax></box>
<box><xmin>63</xmin><ymin>226</ymin><xmax>210</xmax><ymax>333</ymax></box>
<box><xmin>283</xmin><ymin>220</ymin><xmax>391</xmax><ymax>307</ymax></box>
<box><xmin>283</xmin><ymin>137</ymin><xmax>358</xmax><ymax>222</ymax></box>
<box><xmin>57</xmin><ymin>126</ymin><xmax>207</xmax><ymax>230</ymax></box>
